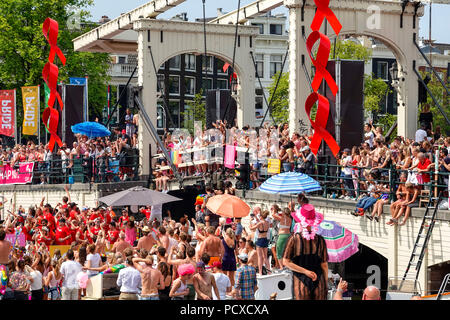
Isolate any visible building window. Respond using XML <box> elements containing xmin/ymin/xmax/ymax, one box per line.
<box><xmin>377</xmin><ymin>61</ymin><xmax>388</xmax><ymax>81</ymax></box>
<box><xmin>168</xmin><ymin>100</ymin><xmax>180</xmax><ymax>128</ymax></box>
<box><xmin>184</xmin><ymin>77</ymin><xmax>195</xmax><ymax>96</ymax></box>
<box><xmin>270</xmin><ymin>55</ymin><xmax>283</xmax><ymax>78</ymax></box>
<box><xmin>252</xmin><ymin>23</ymin><xmax>264</xmax><ymax>34</ymax></box>
<box><xmin>217</xmin><ymin>59</ymin><xmax>227</xmax><ymax>74</ymax></box>
<box><xmin>157</xmin><ymin>74</ymin><xmax>165</xmax><ymax>93</ymax></box>
<box><xmin>269</xmin><ymin>24</ymin><xmax>282</xmax><ymax>35</ymax></box>
<box><xmin>202</xmin><ymin>56</ymin><xmax>213</xmax><ymax>72</ymax></box>
<box><xmin>185</xmin><ymin>54</ymin><xmax>196</xmax><ymax>71</ymax></box>
<box><xmin>157</xmin><ymin>104</ymin><xmax>165</xmax><ymax>129</ymax></box>
<box><xmin>168</xmin><ymin>76</ymin><xmax>180</xmax><ymax>95</ymax></box>
<box><xmin>169</xmin><ymin>56</ymin><xmax>181</xmax><ymax>70</ymax></box>
<box><xmin>183</xmin><ymin>102</ymin><xmax>193</xmax><ymax>129</ymax></box>
<box><xmin>202</xmin><ymin>78</ymin><xmax>213</xmax><ymax>91</ymax></box>
<box><xmin>217</xmin><ymin>79</ymin><xmax>228</xmax><ymax>90</ymax></box>
<box><xmin>118</xmin><ymin>56</ymin><xmax>127</xmax><ymax>64</ymax></box>
<box><xmin>256</xmin><ymin>54</ymin><xmax>264</xmax><ymax>78</ymax></box>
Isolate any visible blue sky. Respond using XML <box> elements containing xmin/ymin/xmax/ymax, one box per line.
<box><xmin>87</xmin><ymin>0</ymin><xmax>450</xmax><ymax>43</ymax></box>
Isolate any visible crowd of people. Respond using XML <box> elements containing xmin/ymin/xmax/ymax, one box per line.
<box><xmin>0</xmin><ymin>109</ymin><xmax>140</xmax><ymax>184</ymax></box>
<box><xmin>0</xmin><ymin>177</ymin><xmax>340</xmax><ymax>301</ymax></box>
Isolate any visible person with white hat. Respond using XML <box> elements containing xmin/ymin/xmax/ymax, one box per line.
<box><xmin>283</xmin><ymin>204</ymin><xmax>328</xmax><ymax>300</ymax></box>
<box><xmin>136</xmin><ymin>226</ymin><xmax>157</xmax><ymax>252</ymax></box>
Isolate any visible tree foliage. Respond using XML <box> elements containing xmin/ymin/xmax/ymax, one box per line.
<box><xmin>330</xmin><ymin>39</ymin><xmax>373</xmax><ymax>63</ymax></box>
<box><xmin>0</xmin><ymin>0</ymin><xmax>111</xmax><ymax>140</ymax></box>
<box><xmin>419</xmin><ymin>71</ymin><xmax>450</xmax><ymax>135</ymax></box>
<box><xmin>267</xmin><ymin>71</ymin><xmax>290</xmax><ymax>125</ymax></box>
<box><xmin>183</xmin><ymin>89</ymin><xmax>206</xmax><ymax>134</ymax></box>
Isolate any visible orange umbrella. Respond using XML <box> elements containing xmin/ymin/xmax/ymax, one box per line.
<box><xmin>205</xmin><ymin>194</ymin><xmax>251</xmax><ymax>218</ymax></box>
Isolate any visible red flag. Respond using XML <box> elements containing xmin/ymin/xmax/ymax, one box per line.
<box><xmin>223</xmin><ymin>62</ymin><xmax>230</xmax><ymax>73</ymax></box>
<box><xmin>0</xmin><ymin>90</ymin><xmax>16</xmax><ymax>137</ymax></box>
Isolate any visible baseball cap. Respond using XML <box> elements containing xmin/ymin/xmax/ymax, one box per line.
<box><xmin>211</xmin><ymin>261</ymin><xmax>222</xmax><ymax>269</ymax></box>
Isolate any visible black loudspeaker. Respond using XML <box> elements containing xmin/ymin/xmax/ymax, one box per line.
<box><xmin>64</xmin><ymin>85</ymin><xmax>85</xmax><ymax>147</ymax></box>
<box><xmin>321</xmin><ymin>60</ymin><xmax>365</xmax><ymax>154</ymax></box>
<box><xmin>206</xmin><ymin>89</ymin><xmax>237</xmax><ymax>129</ymax></box>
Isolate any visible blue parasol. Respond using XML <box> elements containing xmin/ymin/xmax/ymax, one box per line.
<box><xmin>71</xmin><ymin>122</ymin><xmax>111</xmax><ymax>138</ymax></box>
<box><xmin>259</xmin><ymin>171</ymin><xmax>322</xmax><ymax>194</ymax></box>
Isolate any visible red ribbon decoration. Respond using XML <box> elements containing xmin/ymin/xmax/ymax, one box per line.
<box><xmin>42</xmin><ymin>62</ymin><xmax>63</xmax><ymax>149</ymax></box>
<box><xmin>311</xmin><ymin>0</ymin><xmax>342</xmax><ymax>35</ymax></box>
<box><xmin>42</xmin><ymin>18</ymin><xmax>66</xmax><ymax>151</ymax></box>
<box><xmin>306</xmin><ymin>31</ymin><xmax>338</xmax><ymax>96</ymax></box>
<box><xmin>305</xmin><ymin>93</ymin><xmax>340</xmax><ymax>156</ymax></box>
<box><xmin>42</xmin><ymin>18</ymin><xmax>67</xmax><ymax>66</ymax></box>
<box><xmin>304</xmin><ymin>0</ymin><xmax>342</xmax><ymax>157</ymax></box>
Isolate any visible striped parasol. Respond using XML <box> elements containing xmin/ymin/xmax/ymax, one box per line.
<box><xmin>259</xmin><ymin>172</ymin><xmax>322</xmax><ymax>194</ymax></box>
<box><xmin>317</xmin><ymin>220</ymin><xmax>359</xmax><ymax>263</ymax></box>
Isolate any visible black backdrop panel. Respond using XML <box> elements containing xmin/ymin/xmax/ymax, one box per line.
<box><xmin>322</xmin><ymin>60</ymin><xmax>365</xmax><ymax>155</ymax></box>
<box><xmin>64</xmin><ymin>85</ymin><xmax>85</xmax><ymax>147</ymax></box>
<box><xmin>206</xmin><ymin>90</ymin><xmax>237</xmax><ymax>129</ymax></box>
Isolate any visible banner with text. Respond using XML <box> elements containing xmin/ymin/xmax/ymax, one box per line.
<box><xmin>0</xmin><ymin>162</ymin><xmax>34</xmax><ymax>185</ymax></box>
<box><xmin>0</xmin><ymin>90</ymin><xmax>16</xmax><ymax>137</ymax></box>
<box><xmin>21</xmin><ymin>86</ymin><xmax>40</xmax><ymax>136</ymax></box>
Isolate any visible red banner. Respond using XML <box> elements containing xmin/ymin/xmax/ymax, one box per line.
<box><xmin>0</xmin><ymin>90</ymin><xmax>16</xmax><ymax>137</ymax></box>
<box><xmin>0</xmin><ymin>162</ymin><xmax>34</xmax><ymax>185</ymax></box>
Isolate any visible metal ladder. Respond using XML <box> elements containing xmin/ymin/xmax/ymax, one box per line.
<box><xmin>436</xmin><ymin>273</ymin><xmax>450</xmax><ymax>300</ymax></box>
<box><xmin>400</xmin><ymin>192</ymin><xmax>442</xmax><ymax>290</ymax></box>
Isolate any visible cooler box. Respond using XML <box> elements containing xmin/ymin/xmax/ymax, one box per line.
<box><xmin>84</xmin><ymin>273</ymin><xmax>120</xmax><ymax>300</ymax></box>
<box><xmin>255</xmin><ymin>272</ymin><xmax>293</xmax><ymax>300</ymax></box>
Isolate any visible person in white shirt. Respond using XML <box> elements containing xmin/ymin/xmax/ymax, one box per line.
<box><xmin>60</xmin><ymin>249</ymin><xmax>83</xmax><ymax>300</ymax></box>
<box><xmin>364</xmin><ymin>123</ymin><xmax>375</xmax><ymax>149</ymax></box>
<box><xmin>150</xmin><ymin>203</ymin><xmax>163</xmax><ymax>222</ymax></box>
<box><xmin>28</xmin><ymin>265</ymin><xmax>44</xmax><ymax>300</ymax></box>
<box><xmin>211</xmin><ymin>261</ymin><xmax>232</xmax><ymax>300</ymax></box>
<box><xmin>415</xmin><ymin>123</ymin><xmax>428</xmax><ymax>143</ymax></box>
<box><xmin>340</xmin><ymin>148</ymin><xmax>355</xmax><ymax>199</ymax></box>
<box><xmin>117</xmin><ymin>256</ymin><xmax>142</xmax><ymax>300</ymax></box>
<box><xmin>85</xmin><ymin>244</ymin><xmax>102</xmax><ymax>276</ymax></box>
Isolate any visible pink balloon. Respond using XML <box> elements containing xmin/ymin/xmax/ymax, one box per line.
<box><xmin>77</xmin><ymin>272</ymin><xmax>89</xmax><ymax>289</ymax></box>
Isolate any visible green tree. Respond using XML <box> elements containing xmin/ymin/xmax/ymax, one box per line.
<box><xmin>0</xmin><ymin>0</ymin><xmax>111</xmax><ymax>141</ymax></box>
<box><xmin>419</xmin><ymin>71</ymin><xmax>450</xmax><ymax>135</ymax></box>
<box><xmin>330</xmin><ymin>39</ymin><xmax>373</xmax><ymax>63</ymax></box>
<box><xmin>182</xmin><ymin>89</ymin><xmax>206</xmax><ymax>134</ymax></box>
<box><xmin>267</xmin><ymin>71</ymin><xmax>289</xmax><ymax>124</ymax></box>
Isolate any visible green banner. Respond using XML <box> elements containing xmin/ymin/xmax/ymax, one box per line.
<box><xmin>44</xmin><ymin>83</ymin><xmax>50</xmax><ymax>133</ymax></box>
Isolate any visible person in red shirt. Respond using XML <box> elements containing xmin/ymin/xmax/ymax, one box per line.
<box><xmin>54</xmin><ymin>219</ymin><xmax>71</xmax><ymax>245</ymax></box>
<box><xmin>140</xmin><ymin>206</ymin><xmax>152</xmax><ymax>221</ymax></box>
<box><xmin>414</xmin><ymin>152</ymin><xmax>433</xmax><ymax>184</ymax></box>
<box><xmin>119</xmin><ymin>209</ymin><xmax>130</xmax><ymax>228</ymax></box>
<box><xmin>90</xmin><ymin>219</ymin><xmax>101</xmax><ymax>237</ymax></box>
<box><xmin>88</xmin><ymin>210</ymin><xmax>100</xmax><ymax>222</ymax></box>
<box><xmin>36</xmin><ymin>227</ymin><xmax>53</xmax><ymax>247</ymax></box>
<box><xmin>69</xmin><ymin>203</ymin><xmax>79</xmax><ymax>221</ymax></box>
<box><xmin>68</xmin><ymin>220</ymin><xmax>80</xmax><ymax>244</ymax></box>
<box><xmin>107</xmin><ymin>222</ymin><xmax>120</xmax><ymax>245</ymax></box>
<box><xmin>44</xmin><ymin>209</ymin><xmax>56</xmax><ymax>232</ymax></box>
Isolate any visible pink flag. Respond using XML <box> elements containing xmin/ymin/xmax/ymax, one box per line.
<box><xmin>224</xmin><ymin>145</ymin><xmax>236</xmax><ymax>169</ymax></box>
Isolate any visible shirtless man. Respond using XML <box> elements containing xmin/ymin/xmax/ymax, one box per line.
<box><xmin>198</xmin><ymin>226</ymin><xmax>224</xmax><ymax>267</ymax></box>
<box><xmin>193</xmin><ymin>261</ymin><xmax>220</xmax><ymax>300</ymax></box>
<box><xmin>136</xmin><ymin>226</ymin><xmax>157</xmax><ymax>252</ymax></box>
<box><xmin>132</xmin><ymin>255</ymin><xmax>165</xmax><ymax>300</ymax></box>
<box><xmin>157</xmin><ymin>226</ymin><xmax>169</xmax><ymax>250</ymax></box>
<box><xmin>245</xmin><ymin>240</ymin><xmax>258</xmax><ymax>268</ymax></box>
<box><xmin>0</xmin><ymin>230</ymin><xmax>12</xmax><ymax>265</ymax></box>
<box><xmin>112</xmin><ymin>232</ymin><xmax>133</xmax><ymax>257</ymax></box>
